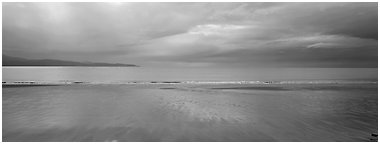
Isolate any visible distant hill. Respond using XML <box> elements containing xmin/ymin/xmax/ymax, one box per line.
<box><xmin>2</xmin><ymin>55</ymin><xmax>139</xmax><ymax>67</ymax></box>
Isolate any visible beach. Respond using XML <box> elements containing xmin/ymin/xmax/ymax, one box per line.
<box><xmin>3</xmin><ymin>2</ymin><xmax>378</xmax><ymax>142</ymax></box>
<box><xmin>3</xmin><ymin>82</ymin><xmax>377</xmax><ymax>142</ymax></box>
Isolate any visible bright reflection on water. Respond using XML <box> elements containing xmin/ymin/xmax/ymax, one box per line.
<box><xmin>3</xmin><ymin>84</ymin><xmax>377</xmax><ymax>142</ymax></box>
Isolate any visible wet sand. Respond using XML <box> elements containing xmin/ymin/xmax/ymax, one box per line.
<box><xmin>2</xmin><ymin>83</ymin><xmax>378</xmax><ymax>142</ymax></box>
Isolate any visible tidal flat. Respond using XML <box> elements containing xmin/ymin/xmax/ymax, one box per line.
<box><xmin>2</xmin><ymin>83</ymin><xmax>378</xmax><ymax>142</ymax></box>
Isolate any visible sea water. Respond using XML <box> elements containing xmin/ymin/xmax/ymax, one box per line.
<box><xmin>2</xmin><ymin>67</ymin><xmax>377</xmax><ymax>82</ymax></box>
<box><xmin>2</xmin><ymin>67</ymin><xmax>378</xmax><ymax>141</ymax></box>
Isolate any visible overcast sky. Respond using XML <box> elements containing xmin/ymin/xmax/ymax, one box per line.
<box><xmin>3</xmin><ymin>2</ymin><xmax>378</xmax><ymax>68</ymax></box>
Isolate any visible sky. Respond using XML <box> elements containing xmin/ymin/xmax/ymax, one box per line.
<box><xmin>2</xmin><ymin>2</ymin><xmax>378</xmax><ymax>68</ymax></box>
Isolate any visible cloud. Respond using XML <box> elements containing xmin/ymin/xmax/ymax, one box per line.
<box><xmin>188</xmin><ymin>24</ymin><xmax>249</xmax><ymax>36</ymax></box>
<box><xmin>306</xmin><ymin>43</ymin><xmax>344</xmax><ymax>49</ymax></box>
<box><xmin>2</xmin><ymin>2</ymin><xmax>377</xmax><ymax>67</ymax></box>
<box><xmin>270</xmin><ymin>34</ymin><xmax>377</xmax><ymax>49</ymax></box>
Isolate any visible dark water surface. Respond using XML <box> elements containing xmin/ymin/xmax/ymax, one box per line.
<box><xmin>3</xmin><ymin>83</ymin><xmax>377</xmax><ymax>142</ymax></box>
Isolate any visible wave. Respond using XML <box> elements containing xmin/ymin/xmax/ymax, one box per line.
<box><xmin>2</xmin><ymin>80</ymin><xmax>377</xmax><ymax>86</ymax></box>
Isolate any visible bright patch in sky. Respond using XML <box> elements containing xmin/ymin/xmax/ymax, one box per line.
<box><xmin>188</xmin><ymin>24</ymin><xmax>249</xmax><ymax>36</ymax></box>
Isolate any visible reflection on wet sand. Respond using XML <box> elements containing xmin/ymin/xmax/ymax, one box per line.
<box><xmin>3</xmin><ymin>84</ymin><xmax>378</xmax><ymax>141</ymax></box>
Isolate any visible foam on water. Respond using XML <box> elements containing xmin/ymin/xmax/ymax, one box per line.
<box><xmin>2</xmin><ymin>79</ymin><xmax>377</xmax><ymax>86</ymax></box>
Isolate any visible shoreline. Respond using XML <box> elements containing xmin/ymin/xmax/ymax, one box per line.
<box><xmin>2</xmin><ymin>79</ymin><xmax>377</xmax><ymax>85</ymax></box>
<box><xmin>2</xmin><ymin>80</ymin><xmax>377</xmax><ymax>88</ymax></box>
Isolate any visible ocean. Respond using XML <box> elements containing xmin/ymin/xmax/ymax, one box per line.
<box><xmin>2</xmin><ymin>67</ymin><xmax>378</xmax><ymax>141</ymax></box>
<box><xmin>2</xmin><ymin>67</ymin><xmax>378</xmax><ymax>82</ymax></box>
